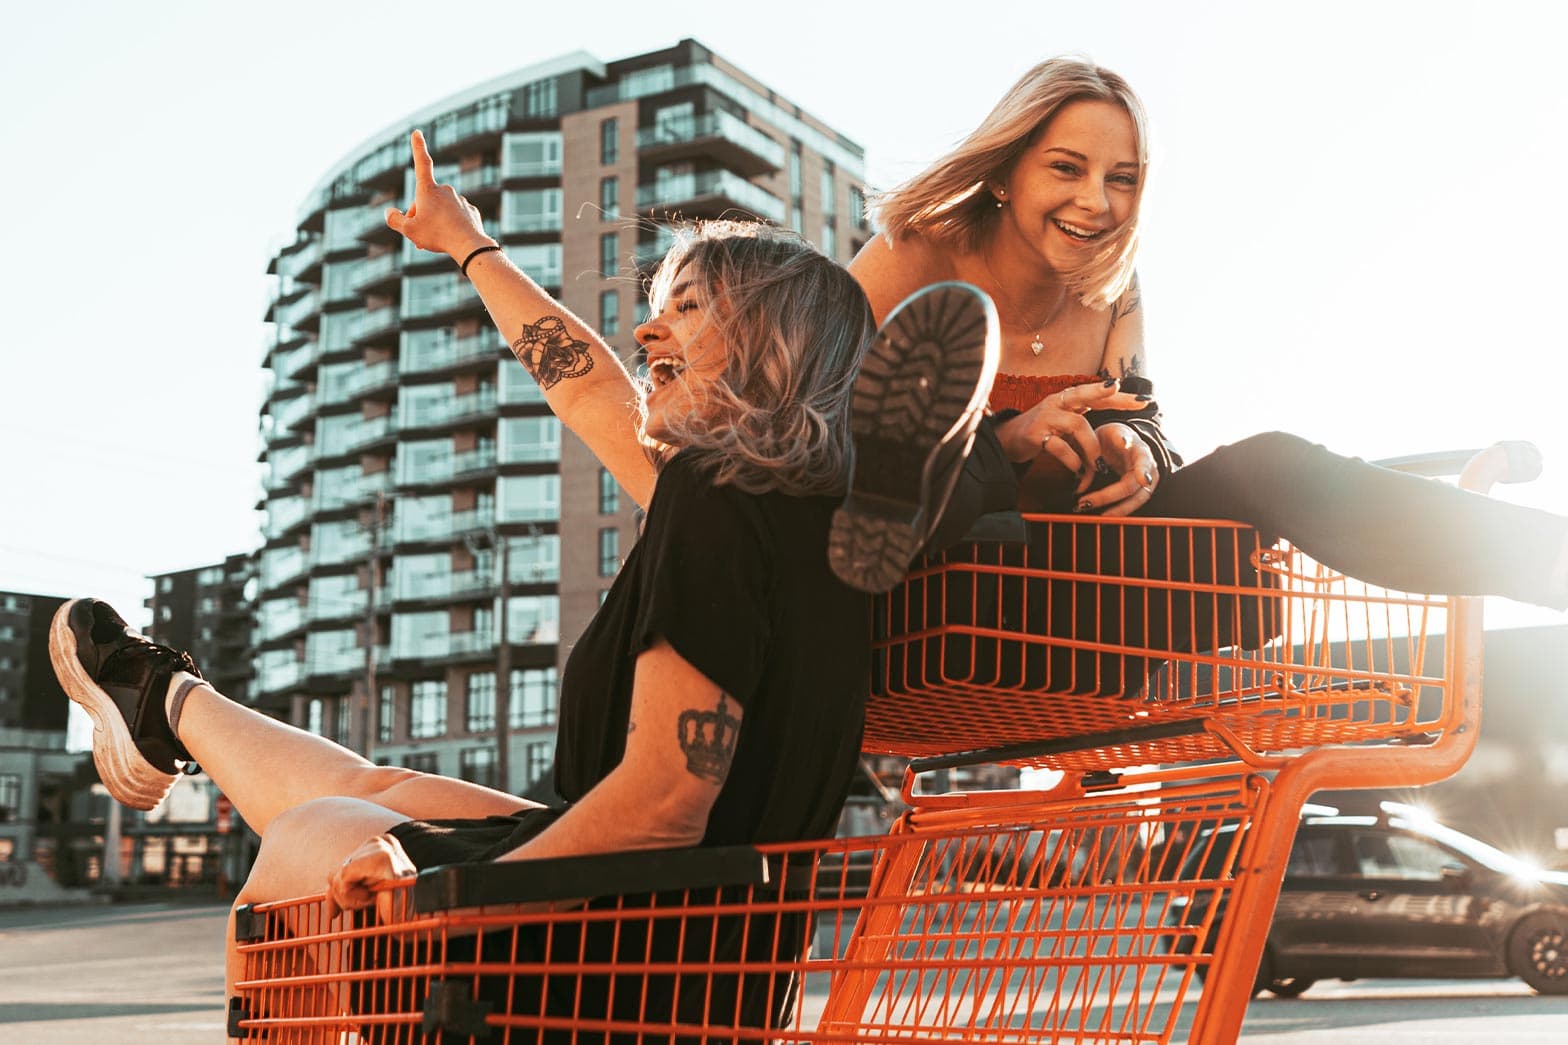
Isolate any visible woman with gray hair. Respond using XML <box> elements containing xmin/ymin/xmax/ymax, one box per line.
<box><xmin>51</xmin><ymin>130</ymin><xmax>997</xmax><ymax>1039</ymax></box>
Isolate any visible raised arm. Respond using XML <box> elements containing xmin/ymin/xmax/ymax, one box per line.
<box><xmin>386</xmin><ymin>131</ymin><xmax>657</xmax><ymax>508</ymax></box>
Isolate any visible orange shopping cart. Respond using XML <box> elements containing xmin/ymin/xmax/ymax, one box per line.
<box><xmin>230</xmin><ymin>445</ymin><xmax>1531</xmax><ymax>1043</ymax></box>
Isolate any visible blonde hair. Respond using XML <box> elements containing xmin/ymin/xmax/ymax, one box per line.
<box><xmin>876</xmin><ymin>57</ymin><xmax>1149</xmax><ymax>309</ymax></box>
<box><xmin>640</xmin><ymin>221</ymin><xmax>874</xmax><ymax>496</ymax></box>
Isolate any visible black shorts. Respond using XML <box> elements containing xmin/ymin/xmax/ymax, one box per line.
<box><xmin>385</xmin><ymin>806</ymin><xmax>564</xmax><ymax>869</ymax></box>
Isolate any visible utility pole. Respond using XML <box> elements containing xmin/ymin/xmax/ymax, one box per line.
<box><xmin>362</xmin><ymin>491</ymin><xmax>385</xmax><ymax>760</ymax></box>
<box><xmin>494</xmin><ymin>532</ymin><xmax>511</xmax><ymax>792</ymax></box>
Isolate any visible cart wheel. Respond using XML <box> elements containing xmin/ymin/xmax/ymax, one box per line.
<box><xmin>1509</xmin><ymin>910</ymin><xmax>1568</xmax><ymax>995</ymax></box>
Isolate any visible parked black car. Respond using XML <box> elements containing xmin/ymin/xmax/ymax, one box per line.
<box><xmin>1166</xmin><ymin>802</ymin><xmax>1568</xmax><ymax>997</ymax></box>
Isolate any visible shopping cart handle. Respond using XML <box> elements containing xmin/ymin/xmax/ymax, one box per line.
<box><xmin>412</xmin><ymin>844</ymin><xmax>771</xmax><ymax>914</ymax></box>
<box><xmin>1375</xmin><ymin>440</ymin><xmax>1542</xmax><ymax>489</ymax></box>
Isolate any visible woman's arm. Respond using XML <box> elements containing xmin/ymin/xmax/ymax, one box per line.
<box><xmin>387</xmin><ymin>131</ymin><xmax>657</xmax><ymax>508</ymax></box>
<box><xmin>493</xmin><ymin>638</ymin><xmax>740</xmax><ymax>861</ymax></box>
<box><xmin>848</xmin><ymin>232</ymin><xmax>949</xmax><ymax>323</ymax></box>
<box><xmin>1078</xmin><ymin>275</ymin><xmax>1183</xmax><ymax>514</ymax></box>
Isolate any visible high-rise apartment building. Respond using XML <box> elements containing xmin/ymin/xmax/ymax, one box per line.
<box><xmin>256</xmin><ymin>39</ymin><xmax>869</xmax><ymax>794</ymax></box>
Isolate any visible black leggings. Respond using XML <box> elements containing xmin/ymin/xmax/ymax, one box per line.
<box><xmin>936</xmin><ymin>427</ymin><xmax>1568</xmax><ymax>610</ymax></box>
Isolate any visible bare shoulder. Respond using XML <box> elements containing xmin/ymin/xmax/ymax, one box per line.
<box><xmin>848</xmin><ymin>232</ymin><xmax>956</xmax><ymax>323</ymax></box>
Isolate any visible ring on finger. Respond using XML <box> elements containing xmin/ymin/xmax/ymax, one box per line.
<box><xmin>1041</xmin><ymin>432</ymin><xmax>1054</xmax><ymax>448</ymax></box>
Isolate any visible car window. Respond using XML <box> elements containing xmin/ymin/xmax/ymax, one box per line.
<box><xmin>1353</xmin><ymin>831</ymin><xmax>1454</xmax><ymax>881</ymax></box>
<box><xmin>1286</xmin><ymin>832</ymin><xmax>1350</xmax><ymax>877</ymax></box>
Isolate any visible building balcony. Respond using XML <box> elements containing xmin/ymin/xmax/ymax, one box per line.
<box><xmin>450</xmin><ymin>164</ymin><xmax>503</xmax><ymax>201</ymax></box>
<box><xmin>636</xmin><ymin>111</ymin><xmax>785</xmax><ymax>176</ymax></box>
<box><xmin>636</xmin><ymin>170</ymin><xmax>786</xmax><ymax>224</ymax></box>
<box><xmin>394</xmin><ymin>504</ymin><xmax>494</xmax><ymax>545</ymax></box>
<box><xmin>401</xmin><ymin>281</ymin><xmax>483</xmax><ymax>324</ymax></box>
<box><xmin>256</xmin><ymin>658</ymin><xmax>304</xmax><ymax>695</ymax></box>
<box><xmin>430</xmin><ymin>99</ymin><xmax>510</xmax><ymax>159</ymax></box>
<box><xmin>277</xmin><ymin>289</ymin><xmax>322</xmax><ymax>333</ymax></box>
<box><xmin>351</xmin><ymin>253</ymin><xmax>404</xmax><ymax>296</ymax></box>
<box><xmin>257</xmin><ymin>604</ymin><xmax>307</xmax><ymax>644</ymax></box>
<box><xmin>316</xmin><ymin>414</ymin><xmax>396</xmax><ymax>462</ymax></box>
<box><xmin>400</xmin><ymin>332</ymin><xmax>506</xmax><ymax>376</ymax></box>
<box><xmin>394</xmin><ymin>628</ymin><xmax>496</xmax><ymax>662</ymax></box>
<box><xmin>274</xmin><ymin>323</ymin><xmax>312</xmax><ymax>352</ymax></box>
<box><xmin>393</xmin><ymin>567</ymin><xmax>495</xmax><ymax>603</ymax></box>
<box><xmin>305</xmin><ymin>646</ymin><xmax>370</xmax><ymax>679</ymax></box>
<box><xmin>275</xmin><ymin>237</ymin><xmax>324</xmax><ymax>284</ymax></box>
<box><xmin>259</xmin><ymin>549</ymin><xmax>309</xmax><ymax>594</ymax></box>
<box><xmin>262</xmin><ymin>499</ymin><xmax>309</xmax><ymax>541</ymax></box>
<box><xmin>276</xmin><ymin>341</ymin><xmax>318</xmax><ymax>383</ymax></box>
<box><xmin>350</xmin><ymin>307</ymin><xmax>402</xmax><ymax>348</ymax></box>
<box><xmin>307</xmin><ymin>589</ymin><xmax>369</xmax><ymax>624</ymax></box>
<box><xmin>396</xmin><ymin>443</ymin><xmax>498</xmax><ymax>490</ymax></box>
<box><xmin>400</xmin><ymin>389</ymin><xmax>498</xmax><ymax>433</ymax></box>
<box><xmin>273</xmin><ymin>392</ymin><xmax>315</xmax><ymax>434</ymax></box>
<box><xmin>311</xmin><ymin>469</ymin><xmax>392</xmax><ymax>512</ymax></box>
<box><xmin>310</xmin><ymin>535</ymin><xmax>373</xmax><ymax>569</ymax></box>
<box><xmin>319</xmin><ymin>360</ymin><xmax>398</xmax><ymax>408</ymax></box>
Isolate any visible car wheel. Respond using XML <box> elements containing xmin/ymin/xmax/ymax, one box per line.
<box><xmin>1265</xmin><ymin>976</ymin><xmax>1315</xmax><ymax>999</ymax></box>
<box><xmin>1508</xmin><ymin>910</ymin><xmax>1568</xmax><ymax>995</ymax></box>
<box><xmin>1251</xmin><ymin>947</ymin><xmax>1314</xmax><ymax>998</ymax></box>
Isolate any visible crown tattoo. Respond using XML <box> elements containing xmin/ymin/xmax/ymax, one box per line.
<box><xmin>677</xmin><ymin>695</ymin><xmax>740</xmax><ymax>785</ymax></box>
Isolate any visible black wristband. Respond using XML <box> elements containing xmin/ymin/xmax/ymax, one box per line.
<box><xmin>459</xmin><ymin>243</ymin><xmax>502</xmax><ymax>277</ymax></box>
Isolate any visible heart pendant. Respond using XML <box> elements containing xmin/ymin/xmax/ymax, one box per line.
<box><xmin>1030</xmin><ymin>334</ymin><xmax>1044</xmax><ymax>356</ymax></box>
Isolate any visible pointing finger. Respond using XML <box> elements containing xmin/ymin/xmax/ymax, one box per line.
<box><xmin>409</xmin><ymin>130</ymin><xmax>436</xmax><ymax>188</ymax></box>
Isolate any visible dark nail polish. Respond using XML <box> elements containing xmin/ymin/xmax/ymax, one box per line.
<box><xmin>1075</xmin><ymin>499</ymin><xmax>1094</xmax><ymax>513</ymax></box>
<box><xmin>1103</xmin><ymin>378</ymin><xmax>1118</xmax><ymax>387</ymax></box>
<box><xmin>1135</xmin><ymin>394</ymin><xmax>1153</xmax><ymax>402</ymax></box>
<box><xmin>1095</xmin><ymin>457</ymin><xmax>1111</xmax><ymax>476</ymax></box>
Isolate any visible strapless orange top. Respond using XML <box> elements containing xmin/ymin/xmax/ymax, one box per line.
<box><xmin>988</xmin><ymin>373</ymin><xmax>1101</xmax><ymax>414</ymax></box>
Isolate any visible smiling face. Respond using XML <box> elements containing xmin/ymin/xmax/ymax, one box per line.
<box><xmin>993</xmin><ymin>99</ymin><xmax>1140</xmax><ymax>274</ymax></box>
<box><xmin>636</xmin><ymin>271</ymin><xmax>731</xmax><ymax>446</ymax></box>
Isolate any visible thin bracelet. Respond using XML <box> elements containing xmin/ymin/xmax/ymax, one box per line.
<box><xmin>460</xmin><ymin>243</ymin><xmax>502</xmax><ymax>277</ymax></box>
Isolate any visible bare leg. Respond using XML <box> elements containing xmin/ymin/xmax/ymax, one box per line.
<box><xmin>167</xmin><ymin>673</ymin><xmax>536</xmax><ymax>835</ymax></box>
<box><xmin>226</xmin><ymin>797</ymin><xmax>408</xmax><ymax>1043</ymax></box>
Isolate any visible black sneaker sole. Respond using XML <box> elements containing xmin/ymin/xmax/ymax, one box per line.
<box><xmin>830</xmin><ymin>282</ymin><xmax>1000</xmax><ymax>593</ymax></box>
<box><xmin>49</xmin><ymin>599</ymin><xmax>177</xmax><ymax>811</ymax></box>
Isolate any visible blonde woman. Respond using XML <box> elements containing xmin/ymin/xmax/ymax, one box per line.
<box><xmin>832</xmin><ymin>57</ymin><xmax>1568</xmax><ymax>627</ymax></box>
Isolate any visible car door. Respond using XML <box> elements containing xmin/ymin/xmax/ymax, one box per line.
<box><xmin>1267</xmin><ymin>826</ymin><xmax>1367</xmax><ymax>976</ymax></box>
<box><xmin>1342</xmin><ymin>828</ymin><xmax>1494</xmax><ymax>976</ymax></box>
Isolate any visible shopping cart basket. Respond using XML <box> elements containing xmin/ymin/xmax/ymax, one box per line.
<box><xmin>230</xmin><ymin>445</ymin><xmax>1532</xmax><ymax>1043</ymax></box>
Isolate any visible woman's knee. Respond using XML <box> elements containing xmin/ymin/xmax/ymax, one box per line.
<box><xmin>1212</xmin><ymin>431</ymin><xmax>1317</xmax><ymax>472</ymax></box>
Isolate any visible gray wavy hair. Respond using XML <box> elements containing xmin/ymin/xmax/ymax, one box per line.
<box><xmin>640</xmin><ymin>221</ymin><xmax>874</xmax><ymax>496</ymax></box>
<box><xmin>874</xmin><ymin>56</ymin><xmax>1149</xmax><ymax>310</ymax></box>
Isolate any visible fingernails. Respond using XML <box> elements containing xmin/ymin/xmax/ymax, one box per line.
<box><xmin>1095</xmin><ymin>457</ymin><xmax>1111</xmax><ymax>476</ymax></box>
<box><xmin>1103</xmin><ymin>378</ymin><xmax>1118</xmax><ymax>387</ymax></box>
<box><xmin>1135</xmin><ymin>394</ymin><xmax>1153</xmax><ymax>402</ymax></box>
<box><xmin>1075</xmin><ymin>499</ymin><xmax>1095</xmax><ymax>513</ymax></box>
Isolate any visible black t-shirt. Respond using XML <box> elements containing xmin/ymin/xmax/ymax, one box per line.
<box><xmin>554</xmin><ymin>451</ymin><xmax>871</xmax><ymax>846</ymax></box>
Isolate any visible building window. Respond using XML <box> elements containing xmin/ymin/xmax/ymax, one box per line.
<box><xmin>378</xmin><ymin>685</ymin><xmax>395</xmax><ymax>743</ymax></box>
<box><xmin>0</xmin><ymin>774</ymin><xmax>21</xmax><ymax>822</ymax></box>
<box><xmin>598</xmin><ymin>468</ymin><xmax>619</xmax><ymax>515</ymax></box>
<box><xmin>600</xmin><ymin>117</ymin><xmax>619</xmax><ymax>165</ymax></box>
<box><xmin>600</xmin><ymin>232</ymin><xmax>619</xmax><ymax>278</ymax></box>
<box><xmin>409</xmin><ymin>679</ymin><xmax>447</xmax><ymax>739</ymax></box>
<box><xmin>336</xmin><ymin>697</ymin><xmax>353</xmax><ymax>744</ymax></box>
<box><xmin>306</xmin><ymin>698</ymin><xmax>325</xmax><ymax>736</ymax></box>
<box><xmin>821</xmin><ymin>164</ymin><xmax>836</xmax><ymax>219</ymax></box>
<box><xmin>598</xmin><ymin>589</ymin><xmax>610</xmax><ymax>606</ymax></box>
<box><xmin>522</xmin><ymin>741</ymin><xmax>554</xmax><ymax>789</ymax></box>
<box><xmin>850</xmin><ymin>186</ymin><xmax>868</xmax><ymax>229</ymax></box>
<box><xmin>466</xmin><ymin>671</ymin><xmax>497</xmax><ymax>732</ymax></box>
<box><xmin>459</xmin><ymin>747</ymin><xmax>498</xmax><ymax>789</ymax></box>
<box><xmin>598</xmin><ymin>527</ymin><xmax>620</xmax><ymax>577</ymax></box>
<box><xmin>599</xmin><ymin>290</ymin><xmax>619</xmax><ymax>336</ymax></box>
<box><xmin>600</xmin><ymin>176</ymin><xmax>619</xmax><ymax>220</ymax></box>
<box><xmin>509</xmin><ymin>667</ymin><xmax>558</xmax><ymax>728</ymax></box>
<box><xmin>405</xmin><ymin>752</ymin><xmax>439</xmax><ymax>773</ymax></box>
<box><xmin>523</xmin><ymin>78</ymin><xmax>557</xmax><ymax>118</ymax></box>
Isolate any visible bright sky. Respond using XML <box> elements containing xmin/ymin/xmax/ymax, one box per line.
<box><xmin>4</xmin><ymin>0</ymin><xmax>1565</xmax><ymax>631</ymax></box>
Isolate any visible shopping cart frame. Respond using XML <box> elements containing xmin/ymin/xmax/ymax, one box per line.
<box><xmin>230</xmin><ymin>445</ymin><xmax>1528</xmax><ymax>1044</ymax></box>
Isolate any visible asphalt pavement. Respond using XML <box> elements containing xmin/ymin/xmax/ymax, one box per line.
<box><xmin>2</xmin><ymin>901</ymin><xmax>1565</xmax><ymax>1043</ymax></box>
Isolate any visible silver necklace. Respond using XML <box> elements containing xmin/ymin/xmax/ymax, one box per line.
<box><xmin>983</xmin><ymin>255</ymin><xmax>1069</xmax><ymax>356</ymax></box>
